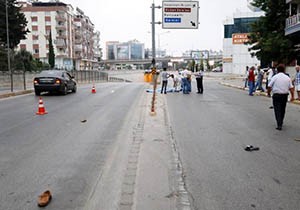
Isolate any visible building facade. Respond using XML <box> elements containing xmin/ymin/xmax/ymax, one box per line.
<box><xmin>105</xmin><ymin>40</ymin><xmax>145</xmax><ymax>70</ymax></box>
<box><xmin>18</xmin><ymin>1</ymin><xmax>101</xmax><ymax>70</ymax></box>
<box><xmin>223</xmin><ymin>3</ymin><xmax>264</xmax><ymax>74</ymax></box>
<box><xmin>286</xmin><ymin>0</ymin><xmax>300</xmax><ymax>64</ymax></box>
<box><xmin>106</xmin><ymin>40</ymin><xmax>145</xmax><ymax>61</ymax></box>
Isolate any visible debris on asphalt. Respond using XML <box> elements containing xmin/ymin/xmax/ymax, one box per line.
<box><xmin>38</xmin><ymin>190</ymin><xmax>52</xmax><ymax>207</ymax></box>
<box><xmin>80</xmin><ymin>119</ymin><xmax>87</xmax><ymax>123</ymax></box>
<box><xmin>244</xmin><ymin>145</ymin><xmax>260</xmax><ymax>151</ymax></box>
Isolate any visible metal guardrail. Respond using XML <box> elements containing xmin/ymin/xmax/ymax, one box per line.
<box><xmin>0</xmin><ymin>70</ymin><xmax>109</xmax><ymax>91</ymax></box>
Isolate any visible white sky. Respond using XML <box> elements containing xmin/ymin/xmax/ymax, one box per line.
<box><xmin>60</xmin><ymin>0</ymin><xmax>249</xmax><ymax>57</ymax></box>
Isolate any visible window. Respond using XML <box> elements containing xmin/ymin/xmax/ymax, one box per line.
<box><xmin>34</xmin><ymin>49</ymin><xmax>39</xmax><ymax>54</ymax></box>
<box><xmin>45</xmin><ymin>26</ymin><xmax>51</xmax><ymax>31</ymax></box>
<box><xmin>31</xmin><ymin>16</ymin><xmax>38</xmax><ymax>22</ymax></box>
<box><xmin>224</xmin><ymin>25</ymin><xmax>234</xmax><ymax>38</ymax></box>
<box><xmin>45</xmin><ymin>16</ymin><xmax>51</xmax><ymax>22</ymax></box>
<box><xmin>291</xmin><ymin>4</ymin><xmax>298</xmax><ymax>16</ymax></box>
<box><xmin>32</xmin><ymin>26</ymin><xmax>38</xmax><ymax>31</ymax></box>
<box><xmin>32</xmin><ymin>35</ymin><xmax>39</xmax><ymax>40</ymax></box>
<box><xmin>224</xmin><ymin>17</ymin><xmax>259</xmax><ymax>38</ymax></box>
<box><xmin>20</xmin><ymin>44</ymin><xmax>26</xmax><ymax>50</ymax></box>
<box><xmin>131</xmin><ymin>44</ymin><xmax>143</xmax><ymax>59</ymax></box>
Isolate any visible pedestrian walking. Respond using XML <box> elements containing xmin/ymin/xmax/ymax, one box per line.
<box><xmin>254</xmin><ymin>68</ymin><xmax>265</xmax><ymax>92</ymax></box>
<box><xmin>266</xmin><ymin>66</ymin><xmax>273</xmax><ymax>90</ymax></box>
<box><xmin>244</xmin><ymin>66</ymin><xmax>249</xmax><ymax>88</ymax></box>
<box><xmin>195</xmin><ymin>70</ymin><xmax>204</xmax><ymax>94</ymax></box>
<box><xmin>187</xmin><ymin>70</ymin><xmax>192</xmax><ymax>93</ymax></box>
<box><xmin>267</xmin><ymin>64</ymin><xmax>294</xmax><ymax>130</ymax></box>
<box><xmin>160</xmin><ymin>67</ymin><xmax>169</xmax><ymax>94</ymax></box>
<box><xmin>248</xmin><ymin>66</ymin><xmax>256</xmax><ymax>96</ymax></box>
<box><xmin>292</xmin><ymin>65</ymin><xmax>300</xmax><ymax>100</ymax></box>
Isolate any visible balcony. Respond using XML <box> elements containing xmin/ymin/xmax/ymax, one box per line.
<box><xmin>55</xmin><ymin>15</ymin><xmax>66</xmax><ymax>22</ymax></box>
<box><xmin>55</xmin><ymin>39</ymin><xmax>67</xmax><ymax>48</ymax></box>
<box><xmin>56</xmin><ymin>24</ymin><xmax>66</xmax><ymax>30</ymax></box>
<box><xmin>285</xmin><ymin>13</ymin><xmax>300</xmax><ymax>35</ymax></box>
<box><xmin>56</xmin><ymin>49</ymin><xmax>68</xmax><ymax>57</ymax></box>
<box><xmin>75</xmin><ymin>38</ymin><xmax>82</xmax><ymax>45</ymax></box>
<box><xmin>75</xmin><ymin>45</ymin><xmax>83</xmax><ymax>52</ymax></box>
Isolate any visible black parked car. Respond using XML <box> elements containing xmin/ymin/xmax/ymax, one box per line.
<box><xmin>33</xmin><ymin>70</ymin><xmax>77</xmax><ymax>96</ymax></box>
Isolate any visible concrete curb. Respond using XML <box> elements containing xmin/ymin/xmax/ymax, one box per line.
<box><xmin>220</xmin><ymin>82</ymin><xmax>300</xmax><ymax>105</ymax></box>
<box><xmin>0</xmin><ymin>90</ymin><xmax>33</xmax><ymax>99</ymax></box>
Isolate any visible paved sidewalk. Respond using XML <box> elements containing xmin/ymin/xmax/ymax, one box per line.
<box><xmin>220</xmin><ymin>77</ymin><xmax>300</xmax><ymax>105</ymax></box>
<box><xmin>0</xmin><ymin>89</ymin><xmax>33</xmax><ymax>99</ymax></box>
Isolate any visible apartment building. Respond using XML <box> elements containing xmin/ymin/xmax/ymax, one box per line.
<box><xmin>73</xmin><ymin>7</ymin><xmax>99</xmax><ymax>70</ymax></box>
<box><xmin>286</xmin><ymin>0</ymin><xmax>300</xmax><ymax>64</ymax></box>
<box><xmin>18</xmin><ymin>1</ymin><xmax>101</xmax><ymax>70</ymax></box>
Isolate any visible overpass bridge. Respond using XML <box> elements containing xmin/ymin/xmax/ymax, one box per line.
<box><xmin>99</xmin><ymin>55</ymin><xmax>222</xmax><ymax>69</ymax></box>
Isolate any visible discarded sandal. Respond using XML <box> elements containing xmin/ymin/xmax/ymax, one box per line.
<box><xmin>244</xmin><ymin>145</ymin><xmax>259</xmax><ymax>151</ymax></box>
<box><xmin>38</xmin><ymin>190</ymin><xmax>52</xmax><ymax>207</ymax></box>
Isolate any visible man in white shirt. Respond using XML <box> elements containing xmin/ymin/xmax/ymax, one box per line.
<box><xmin>181</xmin><ymin>69</ymin><xmax>191</xmax><ymax>94</ymax></box>
<box><xmin>160</xmin><ymin>67</ymin><xmax>169</xmax><ymax>94</ymax></box>
<box><xmin>267</xmin><ymin>64</ymin><xmax>294</xmax><ymax>130</ymax></box>
<box><xmin>195</xmin><ymin>70</ymin><xmax>204</xmax><ymax>94</ymax></box>
<box><xmin>170</xmin><ymin>74</ymin><xmax>181</xmax><ymax>92</ymax></box>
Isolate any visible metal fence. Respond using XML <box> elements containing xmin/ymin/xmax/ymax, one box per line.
<box><xmin>0</xmin><ymin>70</ymin><xmax>109</xmax><ymax>91</ymax></box>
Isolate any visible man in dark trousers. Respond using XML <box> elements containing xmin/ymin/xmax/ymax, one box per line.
<box><xmin>160</xmin><ymin>67</ymin><xmax>169</xmax><ymax>94</ymax></box>
<box><xmin>195</xmin><ymin>69</ymin><xmax>204</xmax><ymax>93</ymax></box>
<box><xmin>267</xmin><ymin>64</ymin><xmax>294</xmax><ymax>130</ymax></box>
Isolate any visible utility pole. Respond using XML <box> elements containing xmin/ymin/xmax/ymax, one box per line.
<box><xmin>6</xmin><ymin>0</ymin><xmax>13</xmax><ymax>92</ymax></box>
<box><xmin>150</xmin><ymin>2</ymin><xmax>161</xmax><ymax>115</ymax></box>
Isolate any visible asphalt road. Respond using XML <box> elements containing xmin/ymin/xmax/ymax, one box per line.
<box><xmin>2</xmin><ymin>73</ymin><xmax>300</xmax><ymax>210</ymax></box>
<box><xmin>0</xmin><ymin>82</ymin><xmax>145</xmax><ymax>210</ymax></box>
<box><xmin>166</xmin><ymin>79</ymin><xmax>300</xmax><ymax>210</ymax></box>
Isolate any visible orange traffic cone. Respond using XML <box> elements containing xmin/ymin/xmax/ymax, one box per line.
<box><xmin>36</xmin><ymin>97</ymin><xmax>48</xmax><ymax>115</ymax></box>
<box><xmin>91</xmin><ymin>85</ymin><xmax>96</xmax><ymax>94</ymax></box>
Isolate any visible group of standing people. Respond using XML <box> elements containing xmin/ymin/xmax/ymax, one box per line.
<box><xmin>246</xmin><ymin>64</ymin><xmax>298</xmax><ymax>130</ymax></box>
<box><xmin>245</xmin><ymin>65</ymin><xmax>272</xmax><ymax>96</ymax></box>
<box><xmin>160</xmin><ymin>67</ymin><xmax>204</xmax><ymax>95</ymax></box>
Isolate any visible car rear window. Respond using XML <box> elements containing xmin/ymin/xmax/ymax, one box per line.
<box><xmin>39</xmin><ymin>71</ymin><xmax>63</xmax><ymax>77</ymax></box>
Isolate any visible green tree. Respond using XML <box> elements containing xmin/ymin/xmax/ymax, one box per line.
<box><xmin>14</xmin><ymin>49</ymin><xmax>32</xmax><ymax>71</ymax></box>
<box><xmin>247</xmin><ymin>0</ymin><xmax>297</xmax><ymax>65</ymax></box>
<box><xmin>48</xmin><ymin>31</ymin><xmax>55</xmax><ymax>68</ymax></box>
<box><xmin>0</xmin><ymin>0</ymin><xmax>29</xmax><ymax>71</ymax></box>
<box><xmin>14</xmin><ymin>49</ymin><xmax>32</xmax><ymax>89</ymax></box>
<box><xmin>199</xmin><ymin>59</ymin><xmax>204</xmax><ymax>71</ymax></box>
<box><xmin>0</xmin><ymin>0</ymin><xmax>29</xmax><ymax>49</ymax></box>
<box><xmin>0</xmin><ymin>46</ymin><xmax>7</xmax><ymax>70</ymax></box>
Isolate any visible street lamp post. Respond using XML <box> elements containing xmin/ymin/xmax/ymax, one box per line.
<box><xmin>157</xmin><ymin>31</ymin><xmax>170</xmax><ymax>57</ymax></box>
<box><xmin>5</xmin><ymin>0</ymin><xmax>13</xmax><ymax>92</ymax></box>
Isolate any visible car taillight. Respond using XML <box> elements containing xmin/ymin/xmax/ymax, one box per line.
<box><xmin>55</xmin><ymin>79</ymin><xmax>61</xmax><ymax>84</ymax></box>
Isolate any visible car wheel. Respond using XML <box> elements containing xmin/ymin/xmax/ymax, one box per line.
<box><xmin>35</xmin><ymin>90</ymin><xmax>40</xmax><ymax>96</ymax></box>
<box><xmin>62</xmin><ymin>85</ymin><xmax>68</xmax><ymax>95</ymax></box>
<box><xmin>72</xmin><ymin>85</ymin><xmax>77</xmax><ymax>93</ymax></box>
